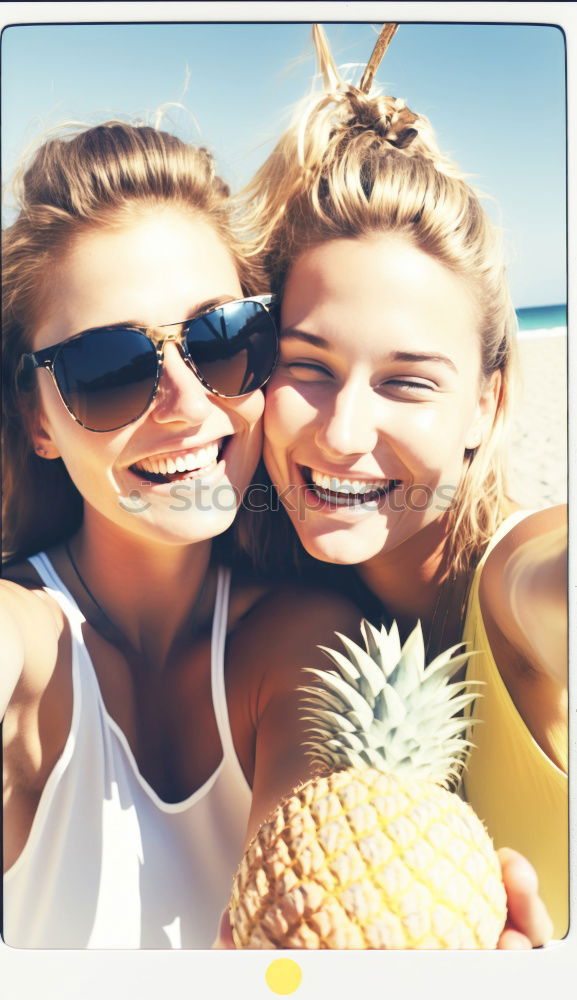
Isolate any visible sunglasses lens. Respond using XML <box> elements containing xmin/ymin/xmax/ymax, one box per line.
<box><xmin>185</xmin><ymin>300</ymin><xmax>277</xmax><ymax>396</ymax></box>
<box><xmin>53</xmin><ymin>329</ymin><xmax>157</xmax><ymax>431</ymax></box>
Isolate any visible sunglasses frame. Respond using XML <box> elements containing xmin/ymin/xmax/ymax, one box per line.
<box><xmin>18</xmin><ymin>295</ymin><xmax>278</xmax><ymax>433</ymax></box>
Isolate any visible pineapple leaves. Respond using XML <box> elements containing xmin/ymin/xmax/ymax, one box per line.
<box><xmin>389</xmin><ymin>620</ymin><xmax>426</xmax><ymax>695</ymax></box>
<box><xmin>300</xmin><ymin>617</ymin><xmax>481</xmax><ymax>784</ymax></box>
<box><xmin>331</xmin><ymin>632</ymin><xmax>387</xmax><ymax>698</ymax></box>
<box><xmin>378</xmin><ymin>683</ymin><xmax>407</xmax><ymax>728</ymax></box>
<box><xmin>316</xmin><ymin>645</ymin><xmax>361</xmax><ymax>683</ymax></box>
<box><xmin>360</xmin><ymin>618</ymin><xmax>385</xmax><ymax>659</ymax></box>
<box><xmin>300</xmin><ymin>708</ymin><xmax>357</xmax><ymax>733</ymax></box>
<box><xmin>303</xmin><ymin>668</ymin><xmax>374</xmax><ymax>729</ymax></box>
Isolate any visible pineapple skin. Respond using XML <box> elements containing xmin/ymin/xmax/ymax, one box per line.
<box><xmin>230</xmin><ymin>767</ymin><xmax>507</xmax><ymax>949</ymax></box>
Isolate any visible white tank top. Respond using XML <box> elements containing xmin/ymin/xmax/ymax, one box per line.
<box><xmin>3</xmin><ymin>553</ymin><xmax>252</xmax><ymax>949</ymax></box>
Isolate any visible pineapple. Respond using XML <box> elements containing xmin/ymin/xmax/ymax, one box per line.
<box><xmin>229</xmin><ymin>620</ymin><xmax>507</xmax><ymax>949</ymax></box>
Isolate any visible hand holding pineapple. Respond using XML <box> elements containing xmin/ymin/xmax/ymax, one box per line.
<box><xmin>229</xmin><ymin>620</ymin><xmax>509</xmax><ymax>949</ymax></box>
<box><xmin>495</xmin><ymin>848</ymin><xmax>553</xmax><ymax>949</ymax></box>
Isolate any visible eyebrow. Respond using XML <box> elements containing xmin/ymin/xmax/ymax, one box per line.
<box><xmin>280</xmin><ymin>329</ymin><xmax>329</xmax><ymax>348</ymax></box>
<box><xmin>86</xmin><ymin>297</ymin><xmax>236</xmax><ymax>333</ymax></box>
<box><xmin>390</xmin><ymin>350</ymin><xmax>458</xmax><ymax>374</ymax></box>
<box><xmin>280</xmin><ymin>330</ymin><xmax>458</xmax><ymax>373</ymax></box>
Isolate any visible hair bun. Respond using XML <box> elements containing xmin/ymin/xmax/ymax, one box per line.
<box><xmin>345</xmin><ymin>90</ymin><xmax>419</xmax><ymax>150</ymax></box>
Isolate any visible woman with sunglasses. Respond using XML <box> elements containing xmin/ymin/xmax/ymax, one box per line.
<box><xmin>238</xmin><ymin>25</ymin><xmax>568</xmax><ymax>940</ymax></box>
<box><xmin>1</xmin><ymin>120</ymin><xmax>366</xmax><ymax>948</ymax></box>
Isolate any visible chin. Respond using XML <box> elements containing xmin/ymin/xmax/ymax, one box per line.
<box><xmin>294</xmin><ymin>524</ymin><xmax>385</xmax><ymax>567</ymax></box>
<box><xmin>119</xmin><ymin>503</ymin><xmax>239</xmax><ymax>548</ymax></box>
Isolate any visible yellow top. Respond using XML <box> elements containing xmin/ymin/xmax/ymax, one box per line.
<box><xmin>461</xmin><ymin>511</ymin><xmax>569</xmax><ymax>939</ymax></box>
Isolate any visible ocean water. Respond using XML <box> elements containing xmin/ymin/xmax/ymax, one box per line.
<box><xmin>516</xmin><ymin>303</ymin><xmax>567</xmax><ymax>339</ymax></box>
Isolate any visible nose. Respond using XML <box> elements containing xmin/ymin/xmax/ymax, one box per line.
<box><xmin>314</xmin><ymin>378</ymin><xmax>379</xmax><ymax>459</ymax></box>
<box><xmin>151</xmin><ymin>341</ymin><xmax>213</xmax><ymax>424</ymax></box>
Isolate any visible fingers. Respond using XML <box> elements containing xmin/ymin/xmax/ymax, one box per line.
<box><xmin>498</xmin><ymin>847</ymin><xmax>554</xmax><ymax>948</ymax></box>
<box><xmin>498</xmin><ymin>928</ymin><xmax>533</xmax><ymax>950</ymax></box>
<box><xmin>212</xmin><ymin>908</ymin><xmax>236</xmax><ymax>949</ymax></box>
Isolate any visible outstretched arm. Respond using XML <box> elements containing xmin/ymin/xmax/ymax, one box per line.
<box><xmin>478</xmin><ymin>504</ymin><xmax>567</xmax><ymax>778</ymax></box>
<box><xmin>501</xmin><ymin>518</ymin><xmax>567</xmax><ymax>686</ymax></box>
<box><xmin>231</xmin><ymin>586</ymin><xmax>364</xmax><ymax>847</ymax></box>
<box><xmin>0</xmin><ymin>586</ymin><xmax>27</xmax><ymax>719</ymax></box>
<box><xmin>218</xmin><ymin>586</ymin><xmax>555</xmax><ymax>950</ymax></box>
<box><xmin>483</xmin><ymin>505</ymin><xmax>567</xmax><ymax>689</ymax></box>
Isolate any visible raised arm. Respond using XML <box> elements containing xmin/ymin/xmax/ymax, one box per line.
<box><xmin>0</xmin><ymin>584</ymin><xmax>28</xmax><ymax>719</ymax></box>
<box><xmin>230</xmin><ymin>586</ymin><xmax>363</xmax><ymax>847</ymax></box>
<box><xmin>479</xmin><ymin>505</ymin><xmax>568</xmax><ymax>778</ymax></box>
<box><xmin>214</xmin><ymin>587</ymin><xmax>362</xmax><ymax>949</ymax></box>
<box><xmin>2</xmin><ymin>575</ymin><xmax>67</xmax><ymax>872</ymax></box>
<box><xmin>481</xmin><ymin>505</ymin><xmax>567</xmax><ymax>688</ymax></box>
<box><xmin>219</xmin><ymin>584</ymin><xmax>555</xmax><ymax>950</ymax></box>
<box><xmin>502</xmin><ymin>515</ymin><xmax>567</xmax><ymax>686</ymax></box>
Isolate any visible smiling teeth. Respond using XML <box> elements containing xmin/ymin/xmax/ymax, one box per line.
<box><xmin>135</xmin><ymin>443</ymin><xmax>220</xmax><ymax>476</ymax></box>
<box><xmin>309</xmin><ymin>469</ymin><xmax>389</xmax><ymax>495</ymax></box>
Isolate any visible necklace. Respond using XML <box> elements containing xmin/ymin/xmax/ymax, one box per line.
<box><xmin>359</xmin><ymin>568</ymin><xmax>454</xmax><ymax>658</ymax></box>
<box><xmin>425</xmin><ymin>570</ymin><xmax>473</xmax><ymax>662</ymax></box>
<box><xmin>64</xmin><ymin>538</ymin><xmax>210</xmax><ymax>658</ymax></box>
<box><xmin>424</xmin><ymin>574</ymin><xmax>453</xmax><ymax>660</ymax></box>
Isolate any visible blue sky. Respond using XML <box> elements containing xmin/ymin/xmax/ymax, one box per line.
<box><xmin>1</xmin><ymin>17</ymin><xmax>568</xmax><ymax>308</ymax></box>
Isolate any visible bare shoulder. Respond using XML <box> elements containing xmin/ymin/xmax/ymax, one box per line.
<box><xmin>2</xmin><ymin>558</ymin><xmax>64</xmax><ymax>636</ymax></box>
<box><xmin>228</xmin><ymin>582</ymin><xmax>363</xmax><ymax>704</ymax></box>
<box><xmin>483</xmin><ymin>505</ymin><xmax>567</xmax><ymax>577</ymax></box>
<box><xmin>1</xmin><ymin>561</ymin><xmax>64</xmax><ymax>709</ymax></box>
<box><xmin>232</xmin><ymin>581</ymin><xmax>362</xmax><ymax>648</ymax></box>
<box><xmin>480</xmin><ymin>504</ymin><xmax>567</xmax><ymax>607</ymax></box>
<box><xmin>479</xmin><ymin>505</ymin><xmax>567</xmax><ymax>683</ymax></box>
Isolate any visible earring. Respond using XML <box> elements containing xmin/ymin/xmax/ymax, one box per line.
<box><xmin>35</xmin><ymin>446</ymin><xmax>47</xmax><ymax>456</ymax></box>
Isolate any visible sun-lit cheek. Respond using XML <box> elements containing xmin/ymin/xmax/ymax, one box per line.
<box><xmin>263</xmin><ymin>420</ymin><xmax>297</xmax><ymax>491</ymax></box>
<box><xmin>263</xmin><ymin>388</ymin><xmax>287</xmax><ymax>443</ymax></box>
<box><xmin>247</xmin><ymin>389</ymin><xmax>266</xmax><ymax>421</ymax></box>
<box><xmin>400</xmin><ymin>401</ymin><xmax>466</xmax><ymax>455</ymax></box>
<box><xmin>264</xmin><ymin>383</ymin><xmax>319</xmax><ymax>441</ymax></box>
<box><xmin>227</xmin><ymin>388</ymin><xmax>266</xmax><ymax>428</ymax></box>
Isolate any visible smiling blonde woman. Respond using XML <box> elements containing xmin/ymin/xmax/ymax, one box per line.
<box><xmin>239</xmin><ymin>24</ymin><xmax>568</xmax><ymax>939</ymax></box>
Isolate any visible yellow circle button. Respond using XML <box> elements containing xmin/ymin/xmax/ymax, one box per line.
<box><xmin>265</xmin><ymin>958</ymin><xmax>303</xmax><ymax>995</ymax></box>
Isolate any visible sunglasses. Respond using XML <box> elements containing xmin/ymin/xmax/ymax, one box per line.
<box><xmin>18</xmin><ymin>297</ymin><xmax>278</xmax><ymax>433</ymax></box>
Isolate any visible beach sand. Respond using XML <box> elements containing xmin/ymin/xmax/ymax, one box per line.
<box><xmin>507</xmin><ymin>335</ymin><xmax>567</xmax><ymax>509</ymax></box>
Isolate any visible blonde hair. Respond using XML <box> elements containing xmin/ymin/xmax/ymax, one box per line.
<box><xmin>2</xmin><ymin>121</ymin><xmax>257</xmax><ymax>563</ymax></box>
<box><xmin>238</xmin><ymin>25</ymin><xmax>518</xmax><ymax>575</ymax></box>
